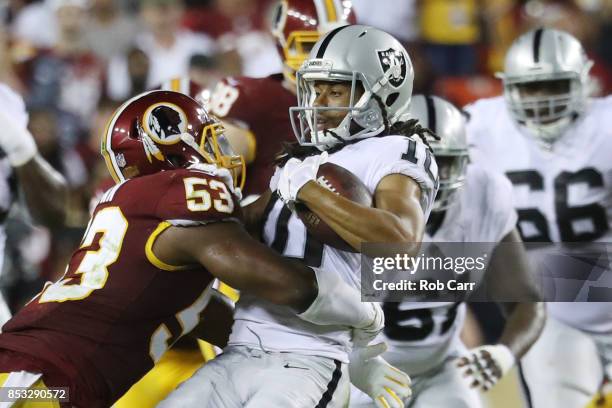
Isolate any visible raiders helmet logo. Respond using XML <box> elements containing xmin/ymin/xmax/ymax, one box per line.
<box><xmin>377</xmin><ymin>48</ymin><xmax>407</xmax><ymax>88</ymax></box>
<box><xmin>142</xmin><ymin>102</ymin><xmax>188</xmax><ymax>145</ymax></box>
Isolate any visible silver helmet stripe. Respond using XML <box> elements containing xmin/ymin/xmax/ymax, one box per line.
<box><xmin>533</xmin><ymin>28</ymin><xmax>544</xmax><ymax>63</ymax></box>
<box><xmin>315</xmin><ymin>25</ymin><xmax>350</xmax><ymax>59</ymax></box>
<box><xmin>425</xmin><ymin>95</ymin><xmax>437</xmax><ymax>134</ymax></box>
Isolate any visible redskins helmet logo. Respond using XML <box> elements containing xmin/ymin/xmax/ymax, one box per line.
<box><xmin>142</xmin><ymin>102</ymin><xmax>188</xmax><ymax>145</ymax></box>
<box><xmin>377</xmin><ymin>48</ymin><xmax>407</xmax><ymax>88</ymax></box>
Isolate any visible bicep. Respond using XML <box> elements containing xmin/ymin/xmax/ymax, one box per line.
<box><xmin>155</xmin><ymin>222</ymin><xmax>316</xmax><ymax>310</ymax></box>
<box><xmin>374</xmin><ymin>173</ymin><xmax>425</xmax><ymax>232</ymax></box>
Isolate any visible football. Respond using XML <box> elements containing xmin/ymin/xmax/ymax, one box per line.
<box><xmin>295</xmin><ymin>162</ymin><xmax>372</xmax><ymax>252</ymax></box>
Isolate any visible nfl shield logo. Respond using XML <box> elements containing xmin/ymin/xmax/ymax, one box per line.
<box><xmin>377</xmin><ymin>48</ymin><xmax>407</xmax><ymax>88</ymax></box>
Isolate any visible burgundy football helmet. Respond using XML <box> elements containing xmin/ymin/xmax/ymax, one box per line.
<box><xmin>101</xmin><ymin>90</ymin><xmax>245</xmax><ymax>187</ymax></box>
<box><xmin>271</xmin><ymin>0</ymin><xmax>356</xmax><ymax>83</ymax></box>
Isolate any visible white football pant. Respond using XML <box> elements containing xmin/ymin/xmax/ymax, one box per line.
<box><xmin>520</xmin><ymin>318</ymin><xmax>606</xmax><ymax>408</ymax></box>
<box><xmin>159</xmin><ymin>345</ymin><xmax>349</xmax><ymax>408</ymax></box>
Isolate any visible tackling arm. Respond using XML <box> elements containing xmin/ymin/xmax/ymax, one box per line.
<box><xmin>15</xmin><ymin>155</ymin><xmax>68</xmax><ymax>228</ymax></box>
<box><xmin>151</xmin><ymin>221</ymin><xmax>383</xmax><ymax>337</ymax></box>
<box><xmin>298</xmin><ymin>173</ymin><xmax>425</xmax><ymax>253</ymax></box>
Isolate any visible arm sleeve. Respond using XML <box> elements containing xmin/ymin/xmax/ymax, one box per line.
<box><xmin>365</xmin><ymin>136</ymin><xmax>439</xmax><ymax>218</ymax></box>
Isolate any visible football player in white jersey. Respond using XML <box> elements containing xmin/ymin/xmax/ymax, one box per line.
<box><xmin>0</xmin><ymin>84</ymin><xmax>67</xmax><ymax>324</ymax></box>
<box><xmin>161</xmin><ymin>25</ymin><xmax>437</xmax><ymax>408</ymax></box>
<box><xmin>466</xmin><ymin>28</ymin><xmax>612</xmax><ymax>408</ymax></box>
<box><xmin>350</xmin><ymin>95</ymin><xmax>546</xmax><ymax>407</ymax></box>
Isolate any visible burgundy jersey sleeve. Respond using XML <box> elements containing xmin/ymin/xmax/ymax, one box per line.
<box><xmin>155</xmin><ymin>168</ymin><xmax>242</xmax><ymax>226</ymax></box>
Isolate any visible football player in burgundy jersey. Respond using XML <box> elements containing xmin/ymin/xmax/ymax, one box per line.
<box><xmin>0</xmin><ymin>91</ymin><xmax>384</xmax><ymax>407</ymax></box>
<box><xmin>208</xmin><ymin>0</ymin><xmax>356</xmax><ymax>199</ymax></box>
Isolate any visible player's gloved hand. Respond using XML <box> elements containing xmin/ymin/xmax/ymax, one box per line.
<box><xmin>456</xmin><ymin>344</ymin><xmax>515</xmax><ymax>391</ymax></box>
<box><xmin>188</xmin><ymin>162</ymin><xmax>243</xmax><ymax>201</ymax></box>
<box><xmin>277</xmin><ymin>152</ymin><xmax>328</xmax><ymax>204</ymax></box>
<box><xmin>350</xmin><ymin>342</ymin><xmax>412</xmax><ymax>408</ymax></box>
<box><xmin>351</xmin><ymin>301</ymin><xmax>384</xmax><ymax>347</ymax></box>
<box><xmin>0</xmin><ymin>109</ymin><xmax>37</xmax><ymax>167</ymax></box>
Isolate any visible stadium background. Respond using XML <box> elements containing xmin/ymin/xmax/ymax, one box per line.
<box><xmin>0</xmin><ymin>0</ymin><xmax>610</xmax><ymax>406</ymax></box>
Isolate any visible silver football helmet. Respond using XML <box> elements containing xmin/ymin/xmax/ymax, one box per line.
<box><xmin>409</xmin><ymin>95</ymin><xmax>468</xmax><ymax>212</ymax></box>
<box><xmin>290</xmin><ymin>25</ymin><xmax>414</xmax><ymax>150</ymax></box>
<box><xmin>497</xmin><ymin>28</ymin><xmax>593</xmax><ymax>144</ymax></box>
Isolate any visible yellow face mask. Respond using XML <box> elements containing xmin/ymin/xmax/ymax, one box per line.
<box><xmin>199</xmin><ymin>122</ymin><xmax>246</xmax><ymax>190</ymax></box>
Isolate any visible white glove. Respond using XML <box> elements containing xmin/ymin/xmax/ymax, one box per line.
<box><xmin>188</xmin><ymin>162</ymin><xmax>243</xmax><ymax>201</ymax></box>
<box><xmin>277</xmin><ymin>152</ymin><xmax>328</xmax><ymax>203</ymax></box>
<box><xmin>0</xmin><ymin>109</ymin><xmax>37</xmax><ymax>166</ymax></box>
<box><xmin>351</xmin><ymin>302</ymin><xmax>385</xmax><ymax>347</ymax></box>
<box><xmin>457</xmin><ymin>344</ymin><xmax>515</xmax><ymax>391</ymax></box>
<box><xmin>350</xmin><ymin>343</ymin><xmax>412</xmax><ymax>408</ymax></box>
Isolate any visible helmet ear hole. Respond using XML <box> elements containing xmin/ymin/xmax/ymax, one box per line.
<box><xmin>386</xmin><ymin>92</ymin><xmax>399</xmax><ymax>107</ymax></box>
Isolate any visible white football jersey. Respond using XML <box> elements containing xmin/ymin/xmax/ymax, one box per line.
<box><xmin>466</xmin><ymin>95</ymin><xmax>612</xmax><ymax>333</ymax></box>
<box><xmin>228</xmin><ymin>135</ymin><xmax>438</xmax><ymax>362</ymax></box>
<box><xmin>381</xmin><ymin>163</ymin><xmax>517</xmax><ymax>375</ymax></box>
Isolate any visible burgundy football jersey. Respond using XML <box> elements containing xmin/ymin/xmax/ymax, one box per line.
<box><xmin>0</xmin><ymin>167</ymin><xmax>240</xmax><ymax>407</ymax></box>
<box><xmin>210</xmin><ymin>74</ymin><xmax>297</xmax><ymax>196</ymax></box>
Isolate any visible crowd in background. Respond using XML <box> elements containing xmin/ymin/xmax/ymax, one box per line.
<box><xmin>0</xmin><ymin>0</ymin><xmax>610</xmax><ymax>310</ymax></box>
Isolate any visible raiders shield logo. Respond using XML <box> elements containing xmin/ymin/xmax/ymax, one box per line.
<box><xmin>377</xmin><ymin>48</ymin><xmax>407</xmax><ymax>88</ymax></box>
<box><xmin>142</xmin><ymin>102</ymin><xmax>188</xmax><ymax>145</ymax></box>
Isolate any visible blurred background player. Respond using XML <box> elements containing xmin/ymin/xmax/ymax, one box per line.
<box><xmin>0</xmin><ymin>83</ymin><xmax>67</xmax><ymax>324</ymax></box>
<box><xmin>0</xmin><ymin>90</ymin><xmax>384</xmax><ymax>407</ymax></box>
<box><xmin>466</xmin><ymin>28</ymin><xmax>612</xmax><ymax>408</ymax></box>
<box><xmin>161</xmin><ymin>25</ymin><xmax>433</xmax><ymax>408</ymax></box>
<box><xmin>208</xmin><ymin>0</ymin><xmax>356</xmax><ymax>201</ymax></box>
<box><xmin>350</xmin><ymin>95</ymin><xmax>545</xmax><ymax>407</ymax></box>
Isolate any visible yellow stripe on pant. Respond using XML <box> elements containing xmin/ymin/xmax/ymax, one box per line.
<box><xmin>114</xmin><ymin>348</ymin><xmax>205</xmax><ymax>408</ymax></box>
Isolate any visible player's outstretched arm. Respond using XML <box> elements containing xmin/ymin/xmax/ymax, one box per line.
<box><xmin>155</xmin><ymin>221</ymin><xmax>317</xmax><ymax>311</ymax></box>
<box><xmin>299</xmin><ymin>173</ymin><xmax>425</xmax><ymax>253</ymax></box>
<box><xmin>152</xmin><ymin>221</ymin><xmax>383</xmax><ymax>338</ymax></box>
<box><xmin>15</xmin><ymin>155</ymin><xmax>68</xmax><ymax>228</ymax></box>
<box><xmin>458</xmin><ymin>229</ymin><xmax>546</xmax><ymax>391</ymax></box>
<box><xmin>0</xmin><ymin>108</ymin><xmax>67</xmax><ymax>227</ymax></box>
